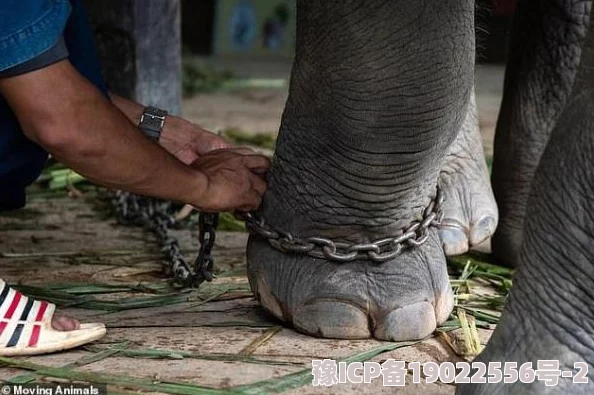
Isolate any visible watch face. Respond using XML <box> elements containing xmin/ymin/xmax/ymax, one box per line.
<box><xmin>145</xmin><ymin>116</ymin><xmax>163</xmax><ymax>129</ymax></box>
<box><xmin>142</xmin><ymin>109</ymin><xmax>166</xmax><ymax>128</ymax></box>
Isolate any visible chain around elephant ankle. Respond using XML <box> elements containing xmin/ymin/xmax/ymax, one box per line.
<box><xmin>244</xmin><ymin>186</ymin><xmax>444</xmax><ymax>263</ymax></box>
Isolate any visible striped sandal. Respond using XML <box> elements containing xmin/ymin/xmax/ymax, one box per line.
<box><xmin>0</xmin><ymin>279</ymin><xmax>106</xmax><ymax>356</ymax></box>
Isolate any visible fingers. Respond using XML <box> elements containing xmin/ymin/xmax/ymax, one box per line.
<box><xmin>251</xmin><ymin>167</ymin><xmax>268</xmax><ymax>176</ymax></box>
<box><xmin>236</xmin><ymin>190</ymin><xmax>263</xmax><ymax>213</ymax></box>
<box><xmin>241</xmin><ymin>154</ymin><xmax>271</xmax><ymax>171</ymax></box>
<box><xmin>192</xmin><ymin>148</ymin><xmax>270</xmax><ymax>212</ymax></box>
<box><xmin>205</xmin><ymin>147</ymin><xmax>271</xmax><ymax>173</ymax></box>
<box><xmin>232</xmin><ymin>171</ymin><xmax>266</xmax><ymax>212</ymax></box>
<box><xmin>229</xmin><ymin>146</ymin><xmax>259</xmax><ymax>155</ymax></box>
<box><xmin>250</xmin><ymin>174</ymin><xmax>267</xmax><ymax>196</ymax></box>
<box><xmin>211</xmin><ymin>146</ymin><xmax>257</xmax><ymax>156</ymax></box>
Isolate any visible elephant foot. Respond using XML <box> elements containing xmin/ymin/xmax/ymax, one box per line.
<box><xmin>456</xmin><ymin>315</ymin><xmax>591</xmax><ymax>395</ymax></box>
<box><xmin>247</xmin><ymin>231</ymin><xmax>453</xmax><ymax>340</ymax></box>
<box><xmin>439</xmin><ymin>93</ymin><xmax>498</xmax><ymax>256</ymax></box>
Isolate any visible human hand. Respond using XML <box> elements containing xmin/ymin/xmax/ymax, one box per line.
<box><xmin>190</xmin><ymin>148</ymin><xmax>270</xmax><ymax>212</ymax></box>
<box><xmin>159</xmin><ymin>116</ymin><xmax>233</xmax><ymax>164</ymax></box>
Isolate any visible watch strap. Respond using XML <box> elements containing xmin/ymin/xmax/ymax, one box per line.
<box><xmin>139</xmin><ymin>106</ymin><xmax>168</xmax><ymax>141</ymax></box>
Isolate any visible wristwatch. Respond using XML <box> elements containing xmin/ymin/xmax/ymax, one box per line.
<box><xmin>138</xmin><ymin>106</ymin><xmax>168</xmax><ymax>141</ymax></box>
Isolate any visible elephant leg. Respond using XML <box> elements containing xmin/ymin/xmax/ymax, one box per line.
<box><xmin>247</xmin><ymin>0</ymin><xmax>474</xmax><ymax>341</ymax></box>
<box><xmin>439</xmin><ymin>89</ymin><xmax>498</xmax><ymax>256</ymax></box>
<box><xmin>491</xmin><ymin>0</ymin><xmax>590</xmax><ymax>267</ymax></box>
<box><xmin>457</xmin><ymin>6</ymin><xmax>594</xmax><ymax>394</ymax></box>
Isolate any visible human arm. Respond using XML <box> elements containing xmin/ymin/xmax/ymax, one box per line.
<box><xmin>0</xmin><ymin>60</ymin><xmax>269</xmax><ymax>211</ymax></box>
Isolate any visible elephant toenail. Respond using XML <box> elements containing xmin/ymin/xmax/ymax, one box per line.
<box><xmin>374</xmin><ymin>302</ymin><xmax>436</xmax><ymax>341</ymax></box>
<box><xmin>293</xmin><ymin>300</ymin><xmax>371</xmax><ymax>339</ymax></box>
<box><xmin>440</xmin><ymin>224</ymin><xmax>469</xmax><ymax>256</ymax></box>
<box><xmin>470</xmin><ymin>216</ymin><xmax>497</xmax><ymax>246</ymax></box>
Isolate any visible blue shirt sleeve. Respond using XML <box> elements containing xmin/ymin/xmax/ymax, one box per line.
<box><xmin>0</xmin><ymin>0</ymin><xmax>71</xmax><ymax>72</ymax></box>
<box><xmin>0</xmin><ymin>37</ymin><xmax>68</xmax><ymax>77</ymax></box>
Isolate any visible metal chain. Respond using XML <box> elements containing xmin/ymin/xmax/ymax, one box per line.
<box><xmin>244</xmin><ymin>186</ymin><xmax>444</xmax><ymax>263</ymax></box>
<box><xmin>109</xmin><ymin>190</ymin><xmax>218</xmax><ymax>287</ymax></box>
<box><xmin>195</xmin><ymin>211</ymin><xmax>219</xmax><ymax>282</ymax></box>
<box><xmin>109</xmin><ymin>184</ymin><xmax>441</xmax><ymax>286</ymax></box>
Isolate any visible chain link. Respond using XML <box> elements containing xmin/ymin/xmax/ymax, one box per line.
<box><xmin>195</xmin><ymin>211</ymin><xmax>219</xmax><ymax>282</ymax></box>
<box><xmin>109</xmin><ymin>191</ymin><xmax>217</xmax><ymax>287</ymax></box>
<box><xmin>245</xmin><ymin>186</ymin><xmax>444</xmax><ymax>263</ymax></box>
<box><xmin>109</xmin><ymin>184</ymin><xmax>442</xmax><ymax>286</ymax></box>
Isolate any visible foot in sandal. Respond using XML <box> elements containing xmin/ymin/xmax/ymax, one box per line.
<box><xmin>0</xmin><ymin>279</ymin><xmax>106</xmax><ymax>356</ymax></box>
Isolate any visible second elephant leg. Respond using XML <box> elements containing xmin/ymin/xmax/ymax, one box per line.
<box><xmin>458</xmin><ymin>5</ymin><xmax>594</xmax><ymax>392</ymax></box>
<box><xmin>491</xmin><ymin>0</ymin><xmax>590</xmax><ymax>267</ymax></box>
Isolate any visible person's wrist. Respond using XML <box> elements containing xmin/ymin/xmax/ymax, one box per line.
<box><xmin>185</xmin><ymin>168</ymin><xmax>210</xmax><ymax>210</ymax></box>
<box><xmin>109</xmin><ymin>93</ymin><xmax>144</xmax><ymax>125</ymax></box>
<box><xmin>159</xmin><ymin>115</ymin><xmax>189</xmax><ymax>144</ymax></box>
